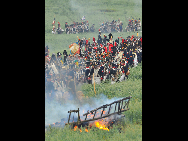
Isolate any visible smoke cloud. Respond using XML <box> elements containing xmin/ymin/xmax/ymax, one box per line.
<box><xmin>45</xmin><ymin>93</ymin><xmax>127</xmax><ymax>126</ymax></box>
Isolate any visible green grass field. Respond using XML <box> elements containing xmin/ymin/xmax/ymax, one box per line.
<box><xmin>45</xmin><ymin>0</ymin><xmax>142</xmax><ymax>140</ymax></box>
<box><xmin>45</xmin><ymin>0</ymin><xmax>142</xmax><ymax>56</ymax></box>
<box><xmin>45</xmin><ymin>63</ymin><xmax>142</xmax><ymax>141</ymax></box>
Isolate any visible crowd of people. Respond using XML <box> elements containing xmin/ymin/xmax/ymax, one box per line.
<box><xmin>125</xmin><ymin>18</ymin><xmax>141</xmax><ymax>32</ymax></box>
<box><xmin>99</xmin><ymin>19</ymin><xmax>123</xmax><ymax>33</ymax></box>
<box><xmin>65</xmin><ymin>21</ymin><xmax>91</xmax><ymax>34</ymax></box>
<box><xmin>52</xmin><ymin>17</ymin><xmax>95</xmax><ymax>34</ymax></box>
<box><xmin>45</xmin><ymin>31</ymin><xmax>142</xmax><ymax>100</ymax></box>
<box><xmin>51</xmin><ymin>16</ymin><xmax>141</xmax><ymax>34</ymax></box>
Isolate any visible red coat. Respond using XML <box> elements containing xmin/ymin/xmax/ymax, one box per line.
<box><xmin>109</xmin><ymin>44</ymin><xmax>113</xmax><ymax>52</ymax></box>
<box><xmin>131</xmin><ymin>35</ymin><xmax>134</xmax><ymax>41</ymax></box>
<box><xmin>93</xmin><ymin>37</ymin><xmax>95</xmax><ymax>43</ymax></box>
<box><xmin>104</xmin><ymin>46</ymin><xmax>107</xmax><ymax>52</ymax></box>
<box><xmin>122</xmin><ymin>39</ymin><xmax>124</xmax><ymax>44</ymax></box>
<box><xmin>114</xmin><ymin>42</ymin><xmax>117</xmax><ymax>46</ymax></box>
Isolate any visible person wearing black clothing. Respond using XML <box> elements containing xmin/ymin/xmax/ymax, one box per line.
<box><xmin>129</xmin><ymin>50</ymin><xmax>133</xmax><ymax>67</ymax></box>
<box><xmin>137</xmin><ymin>50</ymin><xmax>141</xmax><ymax>63</ymax></box>
<box><xmin>103</xmin><ymin>35</ymin><xmax>107</xmax><ymax>45</ymax></box>
<box><xmin>63</xmin><ymin>50</ymin><xmax>68</xmax><ymax>63</ymax></box>
<box><xmin>123</xmin><ymin>48</ymin><xmax>127</xmax><ymax>57</ymax></box>
<box><xmin>126</xmin><ymin>52</ymin><xmax>130</xmax><ymax>63</ymax></box>
<box><xmin>57</xmin><ymin>52</ymin><xmax>62</xmax><ymax>61</ymax></box>
<box><xmin>112</xmin><ymin>45</ymin><xmax>116</xmax><ymax>57</ymax></box>
<box><xmin>108</xmin><ymin>33</ymin><xmax>113</xmax><ymax>40</ymax></box>
<box><xmin>85</xmin><ymin>66</ymin><xmax>90</xmax><ymax>79</ymax></box>
<box><xmin>97</xmin><ymin>34</ymin><xmax>102</xmax><ymax>44</ymax></box>
<box><xmin>123</xmin><ymin>63</ymin><xmax>129</xmax><ymax>79</ymax></box>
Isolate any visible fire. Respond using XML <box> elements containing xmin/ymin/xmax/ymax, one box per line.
<box><xmin>73</xmin><ymin>125</ymin><xmax>77</xmax><ymax>131</ymax></box>
<box><xmin>73</xmin><ymin>126</ymin><xmax>82</xmax><ymax>132</ymax></box>
<box><xmin>94</xmin><ymin>121</ymin><xmax>109</xmax><ymax>131</ymax></box>
<box><xmin>103</xmin><ymin>111</ymin><xmax>106</xmax><ymax>114</ymax></box>
<box><xmin>73</xmin><ymin>125</ymin><xmax>88</xmax><ymax>132</ymax></box>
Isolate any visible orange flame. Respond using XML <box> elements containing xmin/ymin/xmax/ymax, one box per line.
<box><xmin>94</xmin><ymin>121</ymin><xmax>109</xmax><ymax>131</ymax></box>
<box><xmin>74</xmin><ymin>125</ymin><xmax>77</xmax><ymax>131</ymax></box>
<box><xmin>73</xmin><ymin>125</ymin><xmax>88</xmax><ymax>132</ymax></box>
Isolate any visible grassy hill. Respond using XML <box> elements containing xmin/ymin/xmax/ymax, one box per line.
<box><xmin>45</xmin><ymin>0</ymin><xmax>142</xmax><ymax>55</ymax></box>
<box><xmin>45</xmin><ymin>0</ymin><xmax>142</xmax><ymax>140</ymax></box>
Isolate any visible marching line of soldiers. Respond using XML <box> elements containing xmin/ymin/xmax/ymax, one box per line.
<box><xmin>99</xmin><ymin>19</ymin><xmax>123</xmax><ymax>33</ymax></box>
<box><xmin>125</xmin><ymin>18</ymin><xmax>141</xmax><ymax>32</ymax></box>
<box><xmin>51</xmin><ymin>16</ymin><xmax>141</xmax><ymax>35</ymax></box>
<box><xmin>65</xmin><ymin>21</ymin><xmax>91</xmax><ymax>34</ymax></box>
<box><xmin>52</xmin><ymin>17</ymin><xmax>94</xmax><ymax>34</ymax></box>
<box><xmin>45</xmin><ymin>32</ymin><xmax>142</xmax><ymax>100</ymax></box>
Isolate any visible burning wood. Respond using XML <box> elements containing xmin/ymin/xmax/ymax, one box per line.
<box><xmin>94</xmin><ymin>121</ymin><xmax>109</xmax><ymax>131</ymax></box>
<box><xmin>45</xmin><ymin>96</ymin><xmax>131</xmax><ymax>132</ymax></box>
<box><xmin>65</xmin><ymin>96</ymin><xmax>132</xmax><ymax>131</ymax></box>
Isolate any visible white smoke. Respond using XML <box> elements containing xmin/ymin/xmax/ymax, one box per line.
<box><xmin>69</xmin><ymin>0</ymin><xmax>87</xmax><ymax>21</ymax></box>
<box><xmin>45</xmin><ymin>93</ymin><xmax>128</xmax><ymax>126</ymax></box>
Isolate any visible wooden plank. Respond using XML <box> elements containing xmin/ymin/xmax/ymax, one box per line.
<box><xmin>65</xmin><ymin>108</ymin><xmax>129</xmax><ymax>125</ymax></box>
<box><xmin>82</xmin><ymin>96</ymin><xmax>132</xmax><ymax>116</ymax></box>
<box><xmin>68</xmin><ymin>110</ymin><xmax>79</xmax><ymax>113</ymax></box>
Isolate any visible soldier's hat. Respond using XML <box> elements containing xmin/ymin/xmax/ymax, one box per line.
<box><xmin>57</xmin><ymin>52</ymin><xmax>62</xmax><ymax>56</ymax></box>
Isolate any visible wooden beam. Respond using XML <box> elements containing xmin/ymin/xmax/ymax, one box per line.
<box><xmin>82</xmin><ymin>96</ymin><xmax>132</xmax><ymax>116</ymax></box>
<box><xmin>68</xmin><ymin>110</ymin><xmax>79</xmax><ymax>113</ymax></box>
<box><xmin>65</xmin><ymin>108</ymin><xmax>129</xmax><ymax>125</ymax></box>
